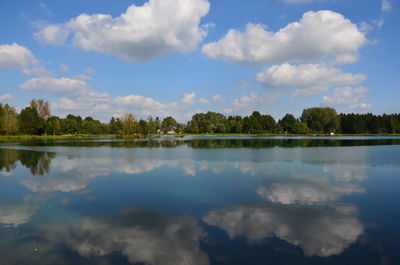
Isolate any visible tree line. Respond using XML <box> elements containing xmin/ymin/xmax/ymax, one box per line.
<box><xmin>1</xmin><ymin>99</ymin><xmax>400</xmax><ymax>135</ymax></box>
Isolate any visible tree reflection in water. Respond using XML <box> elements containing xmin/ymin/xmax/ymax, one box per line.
<box><xmin>0</xmin><ymin>149</ymin><xmax>55</xmax><ymax>176</ymax></box>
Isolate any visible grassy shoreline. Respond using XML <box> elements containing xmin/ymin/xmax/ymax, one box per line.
<box><xmin>0</xmin><ymin>133</ymin><xmax>400</xmax><ymax>142</ymax></box>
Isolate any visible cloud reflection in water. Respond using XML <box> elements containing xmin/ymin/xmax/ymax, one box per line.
<box><xmin>203</xmin><ymin>204</ymin><xmax>364</xmax><ymax>257</ymax></box>
<box><xmin>43</xmin><ymin>207</ymin><xmax>209</xmax><ymax>265</ymax></box>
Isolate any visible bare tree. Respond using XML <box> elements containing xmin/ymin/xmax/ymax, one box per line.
<box><xmin>30</xmin><ymin>99</ymin><xmax>51</xmax><ymax>120</ymax></box>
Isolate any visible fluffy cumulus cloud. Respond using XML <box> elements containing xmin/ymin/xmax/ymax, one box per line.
<box><xmin>222</xmin><ymin>93</ymin><xmax>278</xmax><ymax>114</ymax></box>
<box><xmin>256</xmin><ymin>179</ymin><xmax>365</xmax><ymax>205</ymax></box>
<box><xmin>44</xmin><ymin>208</ymin><xmax>209</xmax><ymax>265</ymax></box>
<box><xmin>182</xmin><ymin>92</ymin><xmax>196</xmax><ymax>104</ymax></box>
<box><xmin>19</xmin><ymin>74</ymin><xmax>205</xmax><ymax>121</ymax></box>
<box><xmin>203</xmin><ymin>204</ymin><xmax>364</xmax><ymax>257</ymax></box>
<box><xmin>0</xmin><ymin>43</ymin><xmax>37</xmax><ymax>69</ymax></box>
<box><xmin>35</xmin><ymin>24</ymin><xmax>70</xmax><ymax>46</ymax></box>
<box><xmin>202</xmin><ymin>10</ymin><xmax>366</xmax><ymax>65</ymax></box>
<box><xmin>21</xmin><ymin>66</ymin><xmax>53</xmax><ymax>77</ymax></box>
<box><xmin>257</xmin><ymin>63</ymin><xmax>366</xmax><ymax>96</ymax></box>
<box><xmin>21</xmin><ymin>76</ymin><xmax>91</xmax><ymax>96</ymax></box>
<box><xmin>36</xmin><ymin>0</ymin><xmax>210</xmax><ymax>62</ymax></box>
<box><xmin>20</xmin><ymin>76</ymin><xmax>113</xmax><ymax>117</ymax></box>
<box><xmin>323</xmin><ymin>86</ymin><xmax>371</xmax><ymax>109</ymax></box>
<box><xmin>112</xmin><ymin>92</ymin><xmax>200</xmax><ymax>121</ymax></box>
<box><xmin>0</xmin><ymin>93</ymin><xmax>14</xmax><ymax>102</ymax></box>
<box><xmin>198</xmin><ymin>98</ymin><xmax>209</xmax><ymax>104</ymax></box>
<box><xmin>211</xmin><ymin>95</ymin><xmax>225</xmax><ymax>103</ymax></box>
<box><xmin>114</xmin><ymin>95</ymin><xmax>165</xmax><ymax>110</ymax></box>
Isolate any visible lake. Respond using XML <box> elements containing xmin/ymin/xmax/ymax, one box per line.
<box><xmin>1</xmin><ymin>136</ymin><xmax>400</xmax><ymax>265</ymax></box>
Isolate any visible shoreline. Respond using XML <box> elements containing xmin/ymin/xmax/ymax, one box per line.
<box><xmin>1</xmin><ymin>133</ymin><xmax>400</xmax><ymax>142</ymax></box>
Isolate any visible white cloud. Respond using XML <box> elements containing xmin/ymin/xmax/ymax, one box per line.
<box><xmin>182</xmin><ymin>92</ymin><xmax>196</xmax><ymax>104</ymax></box>
<box><xmin>26</xmin><ymin>78</ymin><xmax>202</xmax><ymax>120</ymax></box>
<box><xmin>21</xmin><ymin>76</ymin><xmax>112</xmax><ymax>119</ymax></box>
<box><xmin>112</xmin><ymin>93</ymin><xmax>200</xmax><ymax>121</ymax></box>
<box><xmin>35</xmin><ymin>24</ymin><xmax>70</xmax><ymax>46</ymax></box>
<box><xmin>382</xmin><ymin>0</ymin><xmax>392</xmax><ymax>13</ymax></box>
<box><xmin>36</xmin><ymin>0</ymin><xmax>210</xmax><ymax>62</ymax></box>
<box><xmin>353</xmin><ymin>102</ymin><xmax>372</xmax><ymax>109</ymax></box>
<box><xmin>322</xmin><ymin>86</ymin><xmax>371</xmax><ymax>109</ymax></box>
<box><xmin>44</xmin><ymin>208</ymin><xmax>209</xmax><ymax>265</ymax></box>
<box><xmin>203</xmin><ymin>204</ymin><xmax>364</xmax><ymax>257</ymax></box>
<box><xmin>211</xmin><ymin>95</ymin><xmax>224</xmax><ymax>103</ymax></box>
<box><xmin>222</xmin><ymin>93</ymin><xmax>278</xmax><ymax>115</ymax></box>
<box><xmin>198</xmin><ymin>98</ymin><xmax>209</xmax><ymax>104</ymax></box>
<box><xmin>257</xmin><ymin>63</ymin><xmax>366</xmax><ymax>96</ymax></box>
<box><xmin>359</xmin><ymin>21</ymin><xmax>373</xmax><ymax>32</ymax></box>
<box><xmin>0</xmin><ymin>94</ymin><xmax>14</xmax><ymax>102</ymax></box>
<box><xmin>333</xmin><ymin>54</ymin><xmax>359</xmax><ymax>65</ymax></box>
<box><xmin>21</xmin><ymin>76</ymin><xmax>91</xmax><ymax>96</ymax></box>
<box><xmin>21</xmin><ymin>66</ymin><xmax>53</xmax><ymax>77</ymax></box>
<box><xmin>59</xmin><ymin>64</ymin><xmax>70</xmax><ymax>73</ymax></box>
<box><xmin>114</xmin><ymin>94</ymin><xmax>165</xmax><ymax>109</ymax></box>
<box><xmin>0</xmin><ymin>43</ymin><xmax>37</xmax><ymax>69</ymax></box>
<box><xmin>202</xmin><ymin>10</ymin><xmax>366</xmax><ymax>65</ymax></box>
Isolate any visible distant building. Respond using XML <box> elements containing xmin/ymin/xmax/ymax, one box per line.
<box><xmin>165</xmin><ymin>126</ymin><xmax>176</xmax><ymax>135</ymax></box>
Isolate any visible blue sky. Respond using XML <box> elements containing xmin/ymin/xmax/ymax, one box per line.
<box><xmin>0</xmin><ymin>0</ymin><xmax>398</xmax><ymax>122</ymax></box>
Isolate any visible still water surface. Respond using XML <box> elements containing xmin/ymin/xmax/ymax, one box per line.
<box><xmin>0</xmin><ymin>137</ymin><xmax>400</xmax><ymax>265</ymax></box>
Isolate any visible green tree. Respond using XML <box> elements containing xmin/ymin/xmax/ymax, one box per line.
<box><xmin>110</xmin><ymin>117</ymin><xmax>123</xmax><ymax>134</ymax></box>
<box><xmin>146</xmin><ymin>116</ymin><xmax>158</xmax><ymax>134</ymax></box>
<box><xmin>61</xmin><ymin>114</ymin><xmax>82</xmax><ymax>134</ymax></box>
<box><xmin>81</xmin><ymin>117</ymin><xmax>103</xmax><ymax>134</ymax></box>
<box><xmin>46</xmin><ymin>116</ymin><xmax>61</xmax><ymax>135</ymax></box>
<box><xmin>0</xmin><ymin>104</ymin><xmax>18</xmax><ymax>135</ymax></box>
<box><xmin>301</xmin><ymin>107</ymin><xmax>340</xmax><ymax>133</ymax></box>
<box><xmin>297</xmin><ymin>122</ymin><xmax>310</xmax><ymax>134</ymax></box>
<box><xmin>278</xmin><ymin>114</ymin><xmax>299</xmax><ymax>134</ymax></box>
<box><xmin>162</xmin><ymin>116</ymin><xmax>178</xmax><ymax>128</ymax></box>
<box><xmin>19</xmin><ymin>107</ymin><xmax>44</xmax><ymax>135</ymax></box>
<box><xmin>227</xmin><ymin>116</ymin><xmax>244</xmax><ymax>133</ymax></box>
<box><xmin>243</xmin><ymin>111</ymin><xmax>276</xmax><ymax>134</ymax></box>
<box><xmin>138</xmin><ymin>119</ymin><xmax>149</xmax><ymax>134</ymax></box>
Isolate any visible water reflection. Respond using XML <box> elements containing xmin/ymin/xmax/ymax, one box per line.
<box><xmin>256</xmin><ymin>179</ymin><xmax>365</xmax><ymax>205</ymax></box>
<box><xmin>324</xmin><ymin>164</ymin><xmax>368</xmax><ymax>182</ymax></box>
<box><xmin>0</xmin><ymin>149</ymin><xmax>19</xmax><ymax>175</ymax></box>
<box><xmin>0</xmin><ymin>149</ymin><xmax>54</xmax><ymax>176</ymax></box>
<box><xmin>43</xmin><ymin>208</ymin><xmax>209</xmax><ymax>265</ymax></box>
<box><xmin>0</xmin><ymin>138</ymin><xmax>398</xmax><ymax>264</ymax></box>
<box><xmin>203</xmin><ymin>203</ymin><xmax>364</xmax><ymax>257</ymax></box>
<box><xmin>0</xmin><ymin>202</ymin><xmax>36</xmax><ymax>227</ymax></box>
<box><xmin>18</xmin><ymin>137</ymin><xmax>400</xmax><ymax>149</ymax></box>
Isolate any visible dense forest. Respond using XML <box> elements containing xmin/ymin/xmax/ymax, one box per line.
<box><xmin>1</xmin><ymin>99</ymin><xmax>400</xmax><ymax>136</ymax></box>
